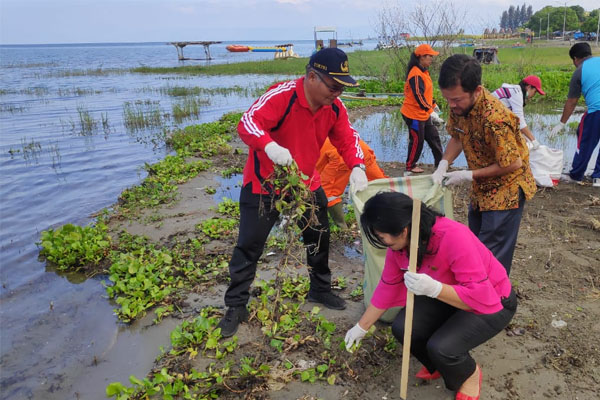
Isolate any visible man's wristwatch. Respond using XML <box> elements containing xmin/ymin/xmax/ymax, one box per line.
<box><xmin>353</xmin><ymin>163</ymin><xmax>366</xmax><ymax>171</ymax></box>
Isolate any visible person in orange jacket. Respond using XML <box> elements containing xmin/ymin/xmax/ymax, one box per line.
<box><xmin>401</xmin><ymin>44</ymin><xmax>444</xmax><ymax>174</ymax></box>
<box><xmin>316</xmin><ymin>138</ymin><xmax>387</xmax><ymax>228</ymax></box>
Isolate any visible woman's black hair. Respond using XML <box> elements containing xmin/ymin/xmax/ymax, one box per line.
<box><xmin>405</xmin><ymin>52</ymin><xmax>421</xmax><ymax>79</ymax></box>
<box><xmin>360</xmin><ymin>191</ymin><xmax>442</xmax><ymax>266</ymax></box>
<box><xmin>518</xmin><ymin>80</ymin><xmax>528</xmax><ymax>106</ymax></box>
<box><xmin>438</xmin><ymin>54</ymin><xmax>481</xmax><ymax>93</ymax></box>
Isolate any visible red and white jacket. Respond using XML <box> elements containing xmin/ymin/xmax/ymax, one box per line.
<box><xmin>238</xmin><ymin>77</ymin><xmax>364</xmax><ymax>194</ymax></box>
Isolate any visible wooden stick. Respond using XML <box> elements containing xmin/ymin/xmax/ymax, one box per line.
<box><xmin>400</xmin><ymin>198</ymin><xmax>421</xmax><ymax>399</ymax></box>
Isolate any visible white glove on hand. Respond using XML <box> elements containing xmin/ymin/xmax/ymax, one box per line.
<box><xmin>431</xmin><ymin>160</ymin><xmax>449</xmax><ymax>185</ymax></box>
<box><xmin>344</xmin><ymin>323</ymin><xmax>368</xmax><ymax>352</ymax></box>
<box><xmin>550</xmin><ymin>122</ymin><xmax>565</xmax><ymax>138</ymax></box>
<box><xmin>430</xmin><ymin>111</ymin><xmax>444</xmax><ymax>125</ymax></box>
<box><xmin>349</xmin><ymin>166</ymin><xmax>368</xmax><ymax>194</ymax></box>
<box><xmin>404</xmin><ymin>272</ymin><xmax>443</xmax><ymax>298</ymax></box>
<box><xmin>531</xmin><ymin>139</ymin><xmax>540</xmax><ymax>150</ymax></box>
<box><xmin>443</xmin><ymin>170</ymin><xmax>473</xmax><ymax>186</ymax></box>
<box><xmin>433</xmin><ymin>105</ymin><xmax>441</xmax><ymax>114</ymax></box>
<box><xmin>264</xmin><ymin>142</ymin><xmax>293</xmax><ymax>166</ymax></box>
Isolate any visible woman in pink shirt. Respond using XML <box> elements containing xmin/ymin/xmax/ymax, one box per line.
<box><xmin>344</xmin><ymin>192</ymin><xmax>517</xmax><ymax>400</ymax></box>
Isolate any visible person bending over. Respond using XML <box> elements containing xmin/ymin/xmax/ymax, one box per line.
<box><xmin>345</xmin><ymin>192</ymin><xmax>517</xmax><ymax>400</ymax></box>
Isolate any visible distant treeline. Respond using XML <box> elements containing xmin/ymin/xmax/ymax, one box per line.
<box><xmin>500</xmin><ymin>4</ymin><xmax>600</xmax><ymax>35</ymax></box>
<box><xmin>500</xmin><ymin>3</ymin><xmax>533</xmax><ymax>30</ymax></box>
<box><xmin>525</xmin><ymin>5</ymin><xmax>599</xmax><ymax>35</ymax></box>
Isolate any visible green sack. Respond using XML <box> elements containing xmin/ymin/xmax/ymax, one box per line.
<box><xmin>351</xmin><ymin>175</ymin><xmax>454</xmax><ymax>322</ymax></box>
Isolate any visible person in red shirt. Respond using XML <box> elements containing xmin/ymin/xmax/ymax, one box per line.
<box><xmin>401</xmin><ymin>44</ymin><xmax>444</xmax><ymax>174</ymax></box>
<box><xmin>218</xmin><ymin>48</ymin><xmax>369</xmax><ymax>337</ymax></box>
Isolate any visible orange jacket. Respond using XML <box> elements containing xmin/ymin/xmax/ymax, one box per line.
<box><xmin>400</xmin><ymin>65</ymin><xmax>435</xmax><ymax>121</ymax></box>
<box><xmin>316</xmin><ymin>138</ymin><xmax>387</xmax><ymax>207</ymax></box>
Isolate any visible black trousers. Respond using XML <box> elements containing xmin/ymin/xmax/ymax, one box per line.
<box><xmin>468</xmin><ymin>189</ymin><xmax>525</xmax><ymax>276</ymax></box>
<box><xmin>224</xmin><ymin>183</ymin><xmax>331</xmax><ymax>307</ymax></box>
<box><xmin>391</xmin><ymin>290</ymin><xmax>517</xmax><ymax>391</ymax></box>
<box><xmin>402</xmin><ymin>115</ymin><xmax>443</xmax><ymax>171</ymax></box>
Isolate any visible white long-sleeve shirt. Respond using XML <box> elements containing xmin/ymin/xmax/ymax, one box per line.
<box><xmin>492</xmin><ymin>83</ymin><xmax>527</xmax><ymax>130</ymax></box>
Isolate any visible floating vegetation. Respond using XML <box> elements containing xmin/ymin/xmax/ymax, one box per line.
<box><xmin>57</xmin><ymin>87</ymin><xmax>102</xmax><ymax>96</ymax></box>
<box><xmin>3</xmin><ymin>61</ymin><xmax>59</xmax><ymax>69</ymax></box>
<box><xmin>48</xmin><ymin>143</ymin><xmax>62</xmax><ymax>170</ymax></box>
<box><xmin>48</xmin><ymin>68</ymin><xmax>127</xmax><ymax>78</ymax></box>
<box><xmin>38</xmin><ymin>221</ymin><xmax>111</xmax><ymax>272</ymax></box>
<box><xmin>76</xmin><ymin>104</ymin><xmax>98</xmax><ymax>135</ymax></box>
<box><xmin>0</xmin><ymin>103</ymin><xmax>28</xmax><ymax>113</ymax></box>
<box><xmin>21</xmin><ymin>137</ymin><xmax>42</xmax><ymax>163</ymax></box>
<box><xmin>171</xmin><ymin>96</ymin><xmax>208</xmax><ymax>123</ymax></box>
<box><xmin>155</xmin><ymin>85</ymin><xmax>253</xmax><ymax>97</ymax></box>
<box><xmin>20</xmin><ymin>87</ymin><xmax>50</xmax><ymax>96</ymax></box>
<box><xmin>122</xmin><ymin>100</ymin><xmax>163</xmax><ymax>131</ymax></box>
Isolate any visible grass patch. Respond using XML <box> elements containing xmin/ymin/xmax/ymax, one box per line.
<box><xmin>118</xmin><ymin>155</ymin><xmax>212</xmax><ymax>213</ymax></box>
<box><xmin>167</xmin><ymin>112</ymin><xmax>241</xmax><ymax>157</ymax></box>
<box><xmin>171</xmin><ymin>96</ymin><xmax>209</xmax><ymax>123</ymax></box>
<box><xmin>123</xmin><ymin>100</ymin><xmax>163</xmax><ymax>131</ymax></box>
<box><xmin>130</xmin><ymin>45</ymin><xmax>586</xmax><ymax>104</ymax></box>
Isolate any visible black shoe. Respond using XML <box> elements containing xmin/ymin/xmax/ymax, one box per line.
<box><xmin>217</xmin><ymin>306</ymin><xmax>249</xmax><ymax>337</ymax></box>
<box><xmin>306</xmin><ymin>290</ymin><xmax>346</xmax><ymax>310</ymax></box>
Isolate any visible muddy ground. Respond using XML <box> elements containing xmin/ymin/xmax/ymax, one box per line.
<box><xmin>108</xmin><ymin>106</ymin><xmax>600</xmax><ymax>400</ymax></box>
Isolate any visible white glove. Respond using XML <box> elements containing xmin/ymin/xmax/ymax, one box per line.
<box><xmin>430</xmin><ymin>111</ymin><xmax>444</xmax><ymax>125</ymax></box>
<box><xmin>404</xmin><ymin>272</ymin><xmax>443</xmax><ymax>298</ymax></box>
<box><xmin>531</xmin><ymin>139</ymin><xmax>540</xmax><ymax>150</ymax></box>
<box><xmin>431</xmin><ymin>160</ymin><xmax>448</xmax><ymax>185</ymax></box>
<box><xmin>443</xmin><ymin>170</ymin><xmax>473</xmax><ymax>186</ymax></box>
<box><xmin>344</xmin><ymin>323</ymin><xmax>368</xmax><ymax>352</ymax></box>
<box><xmin>349</xmin><ymin>166</ymin><xmax>368</xmax><ymax>194</ymax></box>
<box><xmin>264</xmin><ymin>142</ymin><xmax>293</xmax><ymax>166</ymax></box>
<box><xmin>550</xmin><ymin>122</ymin><xmax>565</xmax><ymax>138</ymax></box>
<box><xmin>433</xmin><ymin>105</ymin><xmax>441</xmax><ymax>114</ymax></box>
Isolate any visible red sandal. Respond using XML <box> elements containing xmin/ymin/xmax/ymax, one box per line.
<box><xmin>415</xmin><ymin>365</ymin><xmax>441</xmax><ymax>380</ymax></box>
<box><xmin>455</xmin><ymin>365</ymin><xmax>482</xmax><ymax>400</ymax></box>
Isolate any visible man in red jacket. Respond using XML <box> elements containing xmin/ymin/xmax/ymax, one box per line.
<box><xmin>218</xmin><ymin>48</ymin><xmax>369</xmax><ymax>337</ymax></box>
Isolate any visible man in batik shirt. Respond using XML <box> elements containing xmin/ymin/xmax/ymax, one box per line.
<box><xmin>431</xmin><ymin>54</ymin><xmax>536</xmax><ymax>275</ymax></box>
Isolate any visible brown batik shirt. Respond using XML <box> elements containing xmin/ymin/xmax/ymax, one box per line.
<box><xmin>446</xmin><ymin>88</ymin><xmax>536</xmax><ymax>211</ymax></box>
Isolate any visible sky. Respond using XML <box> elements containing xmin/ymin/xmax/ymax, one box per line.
<box><xmin>1</xmin><ymin>0</ymin><xmax>598</xmax><ymax>45</ymax></box>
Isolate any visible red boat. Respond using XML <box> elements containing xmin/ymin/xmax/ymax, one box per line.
<box><xmin>226</xmin><ymin>44</ymin><xmax>250</xmax><ymax>52</ymax></box>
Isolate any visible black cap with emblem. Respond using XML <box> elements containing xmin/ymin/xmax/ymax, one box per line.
<box><xmin>308</xmin><ymin>48</ymin><xmax>359</xmax><ymax>87</ymax></box>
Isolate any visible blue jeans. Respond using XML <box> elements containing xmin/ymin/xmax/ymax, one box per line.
<box><xmin>569</xmin><ymin>110</ymin><xmax>600</xmax><ymax>181</ymax></box>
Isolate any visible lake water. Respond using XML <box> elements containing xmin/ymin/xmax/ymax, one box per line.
<box><xmin>0</xmin><ymin>40</ymin><xmax>595</xmax><ymax>400</ymax></box>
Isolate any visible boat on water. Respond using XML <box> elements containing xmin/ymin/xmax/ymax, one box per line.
<box><xmin>249</xmin><ymin>46</ymin><xmax>286</xmax><ymax>52</ymax></box>
<box><xmin>226</xmin><ymin>44</ymin><xmax>250</xmax><ymax>52</ymax></box>
<box><xmin>226</xmin><ymin>44</ymin><xmax>290</xmax><ymax>53</ymax></box>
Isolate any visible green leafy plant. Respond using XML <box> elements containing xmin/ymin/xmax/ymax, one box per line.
<box><xmin>216</xmin><ymin>197</ymin><xmax>240</xmax><ymax>217</ymax></box>
<box><xmin>39</xmin><ymin>222</ymin><xmax>111</xmax><ymax>270</ymax></box>
<box><xmin>197</xmin><ymin>217</ymin><xmax>238</xmax><ymax>239</ymax></box>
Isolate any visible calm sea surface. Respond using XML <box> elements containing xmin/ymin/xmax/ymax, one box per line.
<box><xmin>0</xmin><ymin>40</ymin><xmax>593</xmax><ymax>399</ymax></box>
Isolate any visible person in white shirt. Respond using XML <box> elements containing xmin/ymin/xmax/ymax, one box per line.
<box><xmin>492</xmin><ymin>75</ymin><xmax>545</xmax><ymax>149</ymax></box>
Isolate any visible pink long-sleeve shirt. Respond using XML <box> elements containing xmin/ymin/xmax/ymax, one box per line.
<box><xmin>371</xmin><ymin>217</ymin><xmax>512</xmax><ymax>314</ymax></box>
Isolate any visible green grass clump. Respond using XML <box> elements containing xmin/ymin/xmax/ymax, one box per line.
<box><xmin>118</xmin><ymin>156</ymin><xmax>211</xmax><ymax>213</ymax></box>
<box><xmin>197</xmin><ymin>217</ymin><xmax>238</xmax><ymax>239</ymax></box>
<box><xmin>123</xmin><ymin>100</ymin><xmax>163</xmax><ymax>131</ymax></box>
<box><xmin>172</xmin><ymin>97</ymin><xmax>209</xmax><ymax>123</ymax></box>
<box><xmin>39</xmin><ymin>222</ymin><xmax>111</xmax><ymax>271</ymax></box>
<box><xmin>168</xmin><ymin>112</ymin><xmax>241</xmax><ymax>157</ymax></box>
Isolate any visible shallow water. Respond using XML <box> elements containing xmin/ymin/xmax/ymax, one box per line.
<box><xmin>1</xmin><ymin>41</ymin><xmax>598</xmax><ymax>400</ymax></box>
